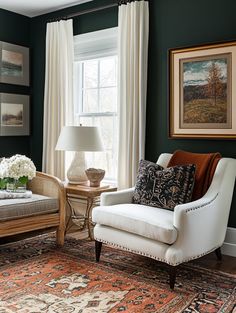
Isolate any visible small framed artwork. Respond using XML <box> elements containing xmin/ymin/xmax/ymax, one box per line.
<box><xmin>169</xmin><ymin>41</ymin><xmax>236</xmax><ymax>138</ymax></box>
<box><xmin>0</xmin><ymin>41</ymin><xmax>29</xmax><ymax>86</ymax></box>
<box><xmin>0</xmin><ymin>93</ymin><xmax>30</xmax><ymax>136</ymax></box>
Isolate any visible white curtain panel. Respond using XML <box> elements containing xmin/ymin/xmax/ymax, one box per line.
<box><xmin>42</xmin><ymin>19</ymin><xmax>74</xmax><ymax>180</ymax></box>
<box><xmin>117</xmin><ymin>0</ymin><xmax>149</xmax><ymax>189</ymax></box>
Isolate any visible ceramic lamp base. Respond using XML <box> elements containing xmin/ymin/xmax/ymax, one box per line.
<box><xmin>67</xmin><ymin>151</ymin><xmax>88</xmax><ymax>184</ymax></box>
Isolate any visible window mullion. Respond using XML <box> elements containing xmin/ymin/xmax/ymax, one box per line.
<box><xmin>79</xmin><ymin>62</ymin><xmax>84</xmax><ymax>115</ymax></box>
<box><xmin>98</xmin><ymin>60</ymin><xmax>100</xmax><ymax>113</ymax></box>
<box><xmin>79</xmin><ymin>112</ymin><xmax>117</xmax><ymax>117</ymax></box>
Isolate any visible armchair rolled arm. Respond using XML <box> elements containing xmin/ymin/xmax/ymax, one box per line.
<box><xmin>165</xmin><ymin>158</ymin><xmax>236</xmax><ymax>265</ymax></box>
<box><xmin>165</xmin><ymin>192</ymin><xmax>228</xmax><ymax>265</ymax></box>
<box><xmin>101</xmin><ymin>187</ymin><xmax>135</xmax><ymax>206</ymax></box>
<box><xmin>174</xmin><ymin>193</ymin><xmax>218</xmax><ymax>219</ymax></box>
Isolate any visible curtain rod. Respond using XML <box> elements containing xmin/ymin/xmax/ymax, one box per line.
<box><xmin>47</xmin><ymin>3</ymin><xmax>118</xmax><ymax>22</ymax></box>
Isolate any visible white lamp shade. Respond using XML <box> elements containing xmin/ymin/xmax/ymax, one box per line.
<box><xmin>55</xmin><ymin>126</ymin><xmax>104</xmax><ymax>152</ymax></box>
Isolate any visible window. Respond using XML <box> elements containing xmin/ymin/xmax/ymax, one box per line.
<box><xmin>73</xmin><ymin>28</ymin><xmax>118</xmax><ymax>182</ymax></box>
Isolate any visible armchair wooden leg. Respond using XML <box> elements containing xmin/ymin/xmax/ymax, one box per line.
<box><xmin>95</xmin><ymin>240</ymin><xmax>102</xmax><ymax>262</ymax></box>
<box><xmin>215</xmin><ymin>247</ymin><xmax>222</xmax><ymax>261</ymax></box>
<box><xmin>169</xmin><ymin>265</ymin><xmax>177</xmax><ymax>290</ymax></box>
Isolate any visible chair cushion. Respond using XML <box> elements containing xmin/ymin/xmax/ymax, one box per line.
<box><xmin>132</xmin><ymin>159</ymin><xmax>196</xmax><ymax>210</ymax></box>
<box><xmin>0</xmin><ymin>194</ymin><xmax>59</xmax><ymax>221</ymax></box>
<box><xmin>92</xmin><ymin>204</ymin><xmax>177</xmax><ymax>244</ymax></box>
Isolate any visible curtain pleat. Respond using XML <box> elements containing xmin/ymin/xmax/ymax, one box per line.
<box><xmin>42</xmin><ymin>19</ymin><xmax>74</xmax><ymax>180</ymax></box>
<box><xmin>117</xmin><ymin>1</ymin><xmax>149</xmax><ymax>189</ymax></box>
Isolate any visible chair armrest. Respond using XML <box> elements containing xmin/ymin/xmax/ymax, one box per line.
<box><xmin>28</xmin><ymin>171</ymin><xmax>65</xmax><ymax>200</ymax></box>
<box><xmin>28</xmin><ymin>172</ymin><xmax>66</xmax><ymax>246</ymax></box>
<box><xmin>101</xmin><ymin>187</ymin><xmax>135</xmax><ymax>206</ymax></box>
<box><xmin>165</xmin><ymin>157</ymin><xmax>236</xmax><ymax>265</ymax></box>
<box><xmin>165</xmin><ymin>192</ymin><xmax>228</xmax><ymax>265</ymax></box>
<box><xmin>28</xmin><ymin>171</ymin><xmax>66</xmax><ymax>228</ymax></box>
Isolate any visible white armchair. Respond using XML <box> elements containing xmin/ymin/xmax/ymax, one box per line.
<box><xmin>92</xmin><ymin>153</ymin><xmax>236</xmax><ymax>289</ymax></box>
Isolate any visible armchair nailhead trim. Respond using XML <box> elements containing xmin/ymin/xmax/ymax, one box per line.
<box><xmin>173</xmin><ymin>245</ymin><xmax>222</xmax><ymax>266</ymax></box>
<box><xmin>94</xmin><ymin>237</ymin><xmax>167</xmax><ymax>263</ymax></box>
<box><xmin>95</xmin><ymin>238</ymin><xmax>222</xmax><ymax>267</ymax></box>
<box><xmin>185</xmin><ymin>193</ymin><xmax>219</xmax><ymax>213</ymax></box>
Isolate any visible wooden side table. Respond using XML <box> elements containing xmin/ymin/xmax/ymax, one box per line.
<box><xmin>65</xmin><ymin>183</ymin><xmax>117</xmax><ymax>239</ymax></box>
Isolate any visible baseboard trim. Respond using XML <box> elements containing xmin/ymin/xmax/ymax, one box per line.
<box><xmin>222</xmin><ymin>227</ymin><xmax>236</xmax><ymax>257</ymax></box>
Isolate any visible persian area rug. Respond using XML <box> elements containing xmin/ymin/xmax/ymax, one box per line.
<box><xmin>0</xmin><ymin>234</ymin><xmax>235</xmax><ymax>313</ymax></box>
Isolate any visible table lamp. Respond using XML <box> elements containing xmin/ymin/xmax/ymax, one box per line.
<box><xmin>55</xmin><ymin>126</ymin><xmax>104</xmax><ymax>184</ymax></box>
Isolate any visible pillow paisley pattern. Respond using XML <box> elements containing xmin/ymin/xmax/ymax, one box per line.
<box><xmin>132</xmin><ymin>159</ymin><xmax>196</xmax><ymax>210</ymax></box>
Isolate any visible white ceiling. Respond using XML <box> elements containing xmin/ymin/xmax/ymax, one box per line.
<box><xmin>0</xmin><ymin>0</ymin><xmax>93</xmax><ymax>17</ymax></box>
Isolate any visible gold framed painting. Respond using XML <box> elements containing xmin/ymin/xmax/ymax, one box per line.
<box><xmin>169</xmin><ymin>41</ymin><xmax>236</xmax><ymax>138</ymax></box>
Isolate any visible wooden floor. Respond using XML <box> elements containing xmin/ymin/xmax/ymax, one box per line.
<box><xmin>194</xmin><ymin>250</ymin><xmax>236</xmax><ymax>275</ymax></box>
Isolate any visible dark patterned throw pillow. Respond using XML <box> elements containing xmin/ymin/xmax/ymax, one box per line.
<box><xmin>132</xmin><ymin>159</ymin><xmax>196</xmax><ymax>210</ymax></box>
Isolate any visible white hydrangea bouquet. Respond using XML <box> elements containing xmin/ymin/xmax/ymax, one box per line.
<box><xmin>0</xmin><ymin>154</ymin><xmax>36</xmax><ymax>192</ymax></box>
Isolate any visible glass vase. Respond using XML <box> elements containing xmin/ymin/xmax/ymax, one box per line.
<box><xmin>15</xmin><ymin>180</ymin><xmax>27</xmax><ymax>193</ymax></box>
<box><xmin>6</xmin><ymin>182</ymin><xmax>15</xmax><ymax>192</ymax></box>
<box><xmin>6</xmin><ymin>179</ymin><xmax>27</xmax><ymax>193</ymax></box>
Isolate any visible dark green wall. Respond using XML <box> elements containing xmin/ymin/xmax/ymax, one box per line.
<box><xmin>145</xmin><ymin>0</ymin><xmax>236</xmax><ymax>227</ymax></box>
<box><xmin>0</xmin><ymin>9</ymin><xmax>31</xmax><ymax>157</ymax></box>
<box><xmin>30</xmin><ymin>0</ymin><xmax>118</xmax><ymax>170</ymax></box>
<box><xmin>1</xmin><ymin>0</ymin><xmax>235</xmax><ymax>227</ymax></box>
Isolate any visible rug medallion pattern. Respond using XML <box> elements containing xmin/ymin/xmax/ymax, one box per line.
<box><xmin>0</xmin><ymin>234</ymin><xmax>235</xmax><ymax>312</ymax></box>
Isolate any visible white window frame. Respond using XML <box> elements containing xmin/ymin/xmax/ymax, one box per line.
<box><xmin>73</xmin><ymin>27</ymin><xmax>118</xmax><ymax>182</ymax></box>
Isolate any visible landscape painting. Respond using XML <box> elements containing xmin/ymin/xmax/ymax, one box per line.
<box><xmin>0</xmin><ymin>93</ymin><xmax>29</xmax><ymax>136</ymax></box>
<box><xmin>169</xmin><ymin>42</ymin><xmax>236</xmax><ymax>138</ymax></box>
<box><xmin>1</xmin><ymin>102</ymin><xmax>23</xmax><ymax>127</ymax></box>
<box><xmin>180</xmin><ymin>54</ymin><xmax>231</xmax><ymax>129</ymax></box>
<box><xmin>0</xmin><ymin>41</ymin><xmax>29</xmax><ymax>86</ymax></box>
<box><xmin>1</xmin><ymin>49</ymin><xmax>23</xmax><ymax>77</ymax></box>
